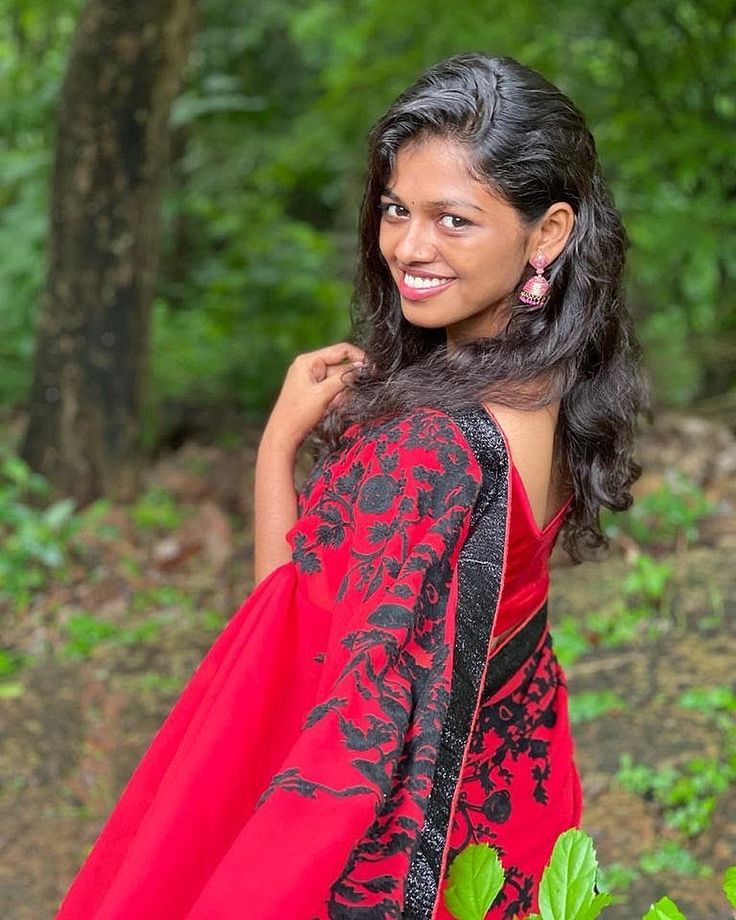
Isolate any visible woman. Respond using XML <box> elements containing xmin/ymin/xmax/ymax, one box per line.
<box><xmin>57</xmin><ymin>53</ymin><xmax>644</xmax><ymax>919</ymax></box>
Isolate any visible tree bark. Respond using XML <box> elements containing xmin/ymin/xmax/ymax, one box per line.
<box><xmin>21</xmin><ymin>0</ymin><xmax>196</xmax><ymax>503</ymax></box>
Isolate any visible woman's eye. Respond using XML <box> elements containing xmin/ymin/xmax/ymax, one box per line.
<box><xmin>379</xmin><ymin>202</ymin><xmax>408</xmax><ymax>219</ymax></box>
<box><xmin>439</xmin><ymin>214</ymin><xmax>469</xmax><ymax>229</ymax></box>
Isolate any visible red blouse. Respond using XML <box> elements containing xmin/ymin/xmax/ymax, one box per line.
<box><xmin>494</xmin><ymin>461</ymin><xmax>571</xmax><ymax>638</ymax></box>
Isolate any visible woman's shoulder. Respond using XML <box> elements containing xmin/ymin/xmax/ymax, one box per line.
<box><xmin>340</xmin><ymin>404</ymin><xmax>459</xmax><ymax>446</ymax></box>
<box><xmin>340</xmin><ymin>403</ymin><xmax>505</xmax><ymax>461</ymax></box>
<box><xmin>334</xmin><ymin>403</ymin><xmax>508</xmax><ymax>501</ymax></box>
<box><xmin>295</xmin><ymin>406</ymin><xmax>490</xmax><ymax>540</ymax></box>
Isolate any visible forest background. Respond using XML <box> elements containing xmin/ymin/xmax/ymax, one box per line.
<box><xmin>3</xmin><ymin>0</ymin><xmax>735</xmax><ymax>435</ymax></box>
<box><xmin>1</xmin><ymin>1</ymin><xmax>735</xmax><ymax>919</ymax></box>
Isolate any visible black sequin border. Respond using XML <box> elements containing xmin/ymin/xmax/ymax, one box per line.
<box><xmin>403</xmin><ymin>404</ymin><xmax>537</xmax><ymax>918</ymax></box>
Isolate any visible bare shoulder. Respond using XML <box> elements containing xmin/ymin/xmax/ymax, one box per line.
<box><xmin>482</xmin><ymin>400</ymin><xmax>565</xmax><ymax>528</ymax></box>
<box><xmin>482</xmin><ymin>401</ymin><xmax>560</xmax><ymax>455</ymax></box>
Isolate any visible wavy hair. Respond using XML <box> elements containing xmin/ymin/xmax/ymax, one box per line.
<box><xmin>312</xmin><ymin>52</ymin><xmax>647</xmax><ymax>560</ymax></box>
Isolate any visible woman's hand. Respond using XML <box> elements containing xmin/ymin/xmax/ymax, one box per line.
<box><xmin>263</xmin><ymin>342</ymin><xmax>366</xmax><ymax>451</ymax></box>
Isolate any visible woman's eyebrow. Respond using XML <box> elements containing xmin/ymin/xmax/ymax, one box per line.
<box><xmin>380</xmin><ymin>187</ymin><xmax>485</xmax><ymax>213</ymax></box>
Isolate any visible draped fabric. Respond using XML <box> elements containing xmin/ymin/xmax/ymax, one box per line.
<box><xmin>56</xmin><ymin>405</ymin><xmax>581</xmax><ymax>920</ymax></box>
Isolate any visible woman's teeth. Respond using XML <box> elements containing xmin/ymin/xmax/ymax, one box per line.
<box><xmin>403</xmin><ymin>272</ymin><xmax>453</xmax><ymax>289</ymax></box>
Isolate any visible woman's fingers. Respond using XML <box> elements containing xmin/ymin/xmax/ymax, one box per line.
<box><xmin>304</xmin><ymin>342</ymin><xmax>365</xmax><ymax>366</ymax></box>
<box><xmin>320</xmin><ymin>365</ymin><xmax>355</xmax><ymax>396</ymax></box>
<box><xmin>309</xmin><ymin>357</ymin><xmax>328</xmax><ymax>383</ymax></box>
<box><xmin>323</xmin><ymin>360</ymin><xmax>361</xmax><ymax>381</ymax></box>
<box><xmin>301</xmin><ymin>343</ymin><xmax>365</xmax><ymax>387</ymax></box>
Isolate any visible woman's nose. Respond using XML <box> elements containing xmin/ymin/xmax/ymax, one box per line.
<box><xmin>394</xmin><ymin>219</ymin><xmax>436</xmax><ymax>264</ymax></box>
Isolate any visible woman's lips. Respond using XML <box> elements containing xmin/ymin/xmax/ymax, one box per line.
<box><xmin>397</xmin><ymin>270</ymin><xmax>456</xmax><ymax>301</ymax></box>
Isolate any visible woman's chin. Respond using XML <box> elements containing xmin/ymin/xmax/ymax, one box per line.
<box><xmin>400</xmin><ymin>308</ymin><xmax>450</xmax><ymax>330</ymax></box>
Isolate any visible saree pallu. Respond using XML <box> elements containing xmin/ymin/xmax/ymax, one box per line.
<box><xmin>56</xmin><ymin>405</ymin><xmax>581</xmax><ymax>920</ymax></box>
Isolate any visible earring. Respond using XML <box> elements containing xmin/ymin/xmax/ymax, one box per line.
<box><xmin>519</xmin><ymin>249</ymin><xmax>551</xmax><ymax>307</ymax></box>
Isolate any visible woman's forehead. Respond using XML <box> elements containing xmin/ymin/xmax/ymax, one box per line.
<box><xmin>383</xmin><ymin>137</ymin><xmax>501</xmax><ymax>211</ymax></box>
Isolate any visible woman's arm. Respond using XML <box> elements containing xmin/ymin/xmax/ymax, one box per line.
<box><xmin>253</xmin><ymin>427</ymin><xmax>300</xmax><ymax>585</ymax></box>
<box><xmin>251</xmin><ymin>341</ymin><xmax>366</xmax><ymax>586</ymax></box>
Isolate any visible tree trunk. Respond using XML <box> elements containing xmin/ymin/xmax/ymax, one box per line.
<box><xmin>21</xmin><ymin>0</ymin><xmax>196</xmax><ymax>503</ymax></box>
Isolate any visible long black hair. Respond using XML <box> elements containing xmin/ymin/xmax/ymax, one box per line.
<box><xmin>313</xmin><ymin>52</ymin><xmax>647</xmax><ymax>561</ymax></box>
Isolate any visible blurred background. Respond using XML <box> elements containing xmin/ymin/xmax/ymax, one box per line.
<box><xmin>0</xmin><ymin>1</ymin><xmax>734</xmax><ymax>918</ymax></box>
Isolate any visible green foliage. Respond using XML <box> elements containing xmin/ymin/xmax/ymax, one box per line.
<box><xmin>537</xmin><ymin>829</ymin><xmax>614</xmax><ymax>920</ymax></box>
<box><xmin>617</xmin><ymin>751</ymin><xmax>736</xmax><ymax>838</ymax></box>
<box><xmin>0</xmin><ymin>648</ymin><xmax>29</xmax><ymax>679</ymax></box>
<box><xmin>641</xmin><ymin>897</ymin><xmax>687</xmax><ymax>920</ymax></box>
<box><xmin>0</xmin><ymin>448</ymin><xmax>79</xmax><ymax>610</ymax></box>
<box><xmin>61</xmin><ymin>612</ymin><xmax>163</xmax><ymax>659</ymax></box>
<box><xmin>551</xmin><ymin>615</ymin><xmax>590</xmax><ymax>668</ymax></box>
<box><xmin>130</xmin><ymin>585</ymin><xmax>193</xmax><ymax>612</ymax></box>
<box><xmin>445</xmin><ymin>830</ymin><xmax>615</xmax><ymax>920</ymax></box>
<box><xmin>598</xmin><ymin>843</ymin><xmax>711</xmax><ymax>902</ymax></box>
<box><xmin>0</xmin><ymin>647</ymin><xmax>30</xmax><ymax>699</ymax></box>
<box><xmin>582</xmin><ymin>601</ymin><xmax>654</xmax><ymax>649</ymax></box>
<box><xmin>446</xmin><ymin>830</ymin><xmax>734</xmax><ymax>919</ymax></box>
<box><xmin>553</xmin><ymin>550</ymin><xmax>673</xmax><ymax>669</ymax></box>
<box><xmin>622</xmin><ymin>555</ymin><xmax>672</xmax><ymax>607</ymax></box>
<box><xmin>202</xmin><ymin>609</ymin><xmax>227</xmax><ymax>630</ymax></box>
<box><xmin>0</xmin><ymin>0</ymin><xmax>84</xmax><ymax>404</ymax></box>
<box><xmin>0</xmin><ymin>680</ymin><xmax>24</xmax><ymax>699</ymax></box>
<box><xmin>637</xmin><ymin>843</ymin><xmax>711</xmax><ymax>878</ymax></box>
<box><xmin>595</xmin><ymin>861</ymin><xmax>639</xmax><ymax>894</ymax></box>
<box><xmin>2</xmin><ymin>0</ymin><xmax>734</xmax><ymax>420</ymax></box>
<box><xmin>602</xmin><ymin>476</ymin><xmax>714</xmax><ymax>550</ymax></box>
<box><xmin>678</xmin><ymin>686</ymin><xmax>736</xmax><ymax>715</ymax></box>
<box><xmin>724</xmin><ymin>866</ymin><xmax>736</xmax><ymax>909</ymax></box>
<box><xmin>130</xmin><ymin>488</ymin><xmax>185</xmax><ymax>532</ymax></box>
<box><xmin>133</xmin><ymin>672</ymin><xmax>185</xmax><ymax>694</ymax></box>
<box><xmin>444</xmin><ymin>843</ymin><xmax>505</xmax><ymax>920</ymax></box>
<box><xmin>611</xmin><ymin>685</ymin><xmax>736</xmax><ymax>847</ymax></box>
<box><xmin>569</xmin><ymin>691</ymin><xmax>628</xmax><ymax>725</ymax></box>
<box><xmin>75</xmin><ymin>498</ymin><xmax>121</xmax><ymax>542</ymax></box>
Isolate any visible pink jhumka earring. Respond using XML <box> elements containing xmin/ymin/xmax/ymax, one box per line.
<box><xmin>519</xmin><ymin>249</ymin><xmax>551</xmax><ymax>307</ymax></box>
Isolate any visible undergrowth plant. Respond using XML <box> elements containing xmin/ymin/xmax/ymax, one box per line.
<box><xmin>617</xmin><ymin>752</ymin><xmax>736</xmax><ymax>838</ymax></box>
<box><xmin>0</xmin><ymin>448</ymin><xmax>78</xmax><ymax>611</ymax></box>
<box><xmin>444</xmin><ymin>829</ymin><xmax>736</xmax><ymax>920</ymax></box>
<box><xmin>601</xmin><ymin>473</ymin><xmax>714</xmax><ymax>550</ymax></box>
<box><xmin>616</xmin><ymin>684</ymin><xmax>736</xmax><ymax>840</ymax></box>
<box><xmin>61</xmin><ymin>611</ymin><xmax>164</xmax><ymax>659</ymax></box>
<box><xmin>553</xmin><ymin>552</ymin><xmax>673</xmax><ymax>668</ymax></box>
<box><xmin>617</xmin><ymin>687</ymin><xmax>736</xmax><ymax>838</ymax></box>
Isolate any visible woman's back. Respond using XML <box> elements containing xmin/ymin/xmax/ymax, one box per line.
<box><xmin>483</xmin><ymin>401</ymin><xmax>568</xmax><ymax>532</ymax></box>
<box><xmin>482</xmin><ymin>402</ymin><xmax>572</xmax><ymax>644</ymax></box>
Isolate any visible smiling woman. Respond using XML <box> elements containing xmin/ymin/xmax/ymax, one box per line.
<box><xmin>377</xmin><ymin>137</ymin><xmax>574</xmax><ymax>344</ymax></box>
<box><xmin>56</xmin><ymin>53</ymin><xmax>645</xmax><ymax>920</ymax></box>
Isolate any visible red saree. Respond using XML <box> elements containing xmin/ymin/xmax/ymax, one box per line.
<box><xmin>56</xmin><ymin>405</ymin><xmax>581</xmax><ymax>920</ymax></box>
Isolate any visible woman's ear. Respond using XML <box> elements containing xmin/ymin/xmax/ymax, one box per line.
<box><xmin>528</xmin><ymin>202</ymin><xmax>575</xmax><ymax>263</ymax></box>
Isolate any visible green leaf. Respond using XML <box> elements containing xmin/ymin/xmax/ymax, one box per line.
<box><xmin>723</xmin><ymin>866</ymin><xmax>736</xmax><ymax>909</ymax></box>
<box><xmin>43</xmin><ymin>497</ymin><xmax>76</xmax><ymax>529</ymax></box>
<box><xmin>538</xmin><ymin>829</ymin><xmax>604</xmax><ymax>920</ymax></box>
<box><xmin>641</xmin><ymin>897</ymin><xmax>688</xmax><ymax>919</ymax></box>
<box><xmin>2</xmin><ymin>454</ymin><xmax>31</xmax><ymax>486</ymax></box>
<box><xmin>444</xmin><ymin>843</ymin><xmax>505</xmax><ymax>920</ymax></box>
<box><xmin>579</xmin><ymin>892</ymin><xmax>615</xmax><ymax>920</ymax></box>
<box><xmin>0</xmin><ymin>681</ymin><xmax>24</xmax><ymax>699</ymax></box>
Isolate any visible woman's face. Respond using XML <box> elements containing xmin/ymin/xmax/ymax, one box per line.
<box><xmin>378</xmin><ymin>135</ymin><xmax>532</xmax><ymax>345</ymax></box>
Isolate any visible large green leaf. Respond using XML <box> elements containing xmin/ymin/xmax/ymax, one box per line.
<box><xmin>723</xmin><ymin>866</ymin><xmax>736</xmax><ymax>909</ymax></box>
<box><xmin>444</xmin><ymin>843</ymin><xmax>505</xmax><ymax>920</ymax></box>
<box><xmin>538</xmin><ymin>829</ymin><xmax>613</xmax><ymax>920</ymax></box>
<box><xmin>641</xmin><ymin>897</ymin><xmax>688</xmax><ymax>920</ymax></box>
